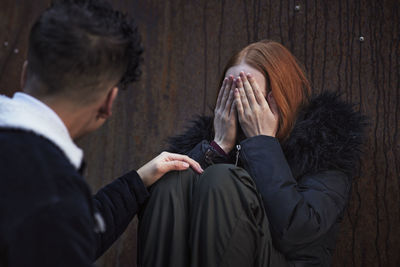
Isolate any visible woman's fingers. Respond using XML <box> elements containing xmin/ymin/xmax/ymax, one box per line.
<box><xmin>240</xmin><ymin>72</ymin><xmax>257</xmax><ymax>106</ymax></box>
<box><xmin>226</xmin><ymin>75</ymin><xmax>236</xmax><ymax>115</ymax></box>
<box><xmin>246</xmin><ymin>73</ymin><xmax>266</xmax><ymax>106</ymax></box>
<box><xmin>225</xmin><ymin>86</ymin><xmax>235</xmax><ymax>116</ymax></box>
<box><xmin>229</xmin><ymin>74</ymin><xmax>236</xmax><ymax>96</ymax></box>
<box><xmin>220</xmin><ymin>76</ymin><xmax>233</xmax><ymax>109</ymax></box>
<box><xmin>215</xmin><ymin>77</ymin><xmax>228</xmax><ymax>109</ymax></box>
<box><xmin>236</xmin><ymin>77</ymin><xmax>251</xmax><ymax>112</ymax></box>
<box><xmin>234</xmin><ymin>88</ymin><xmax>244</xmax><ymax>118</ymax></box>
<box><xmin>230</xmin><ymin>96</ymin><xmax>237</xmax><ymax>117</ymax></box>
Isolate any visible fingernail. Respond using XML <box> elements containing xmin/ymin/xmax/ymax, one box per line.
<box><xmin>183</xmin><ymin>162</ymin><xmax>189</xmax><ymax>167</ymax></box>
<box><xmin>247</xmin><ymin>73</ymin><xmax>252</xmax><ymax>77</ymax></box>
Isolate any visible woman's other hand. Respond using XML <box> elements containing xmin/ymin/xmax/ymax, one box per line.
<box><xmin>138</xmin><ymin>152</ymin><xmax>203</xmax><ymax>187</ymax></box>
<box><xmin>213</xmin><ymin>75</ymin><xmax>237</xmax><ymax>153</ymax></box>
<box><xmin>234</xmin><ymin>72</ymin><xmax>279</xmax><ymax>138</ymax></box>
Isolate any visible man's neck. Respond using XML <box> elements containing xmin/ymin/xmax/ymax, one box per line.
<box><xmin>23</xmin><ymin>91</ymin><xmax>93</xmax><ymax>140</ymax></box>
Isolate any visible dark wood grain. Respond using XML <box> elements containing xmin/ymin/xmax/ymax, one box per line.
<box><xmin>0</xmin><ymin>0</ymin><xmax>399</xmax><ymax>266</ymax></box>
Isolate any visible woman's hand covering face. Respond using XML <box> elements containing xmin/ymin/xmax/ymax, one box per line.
<box><xmin>234</xmin><ymin>72</ymin><xmax>279</xmax><ymax>138</ymax></box>
<box><xmin>213</xmin><ymin>75</ymin><xmax>238</xmax><ymax>153</ymax></box>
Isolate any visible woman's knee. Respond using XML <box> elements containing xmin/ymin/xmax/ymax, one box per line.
<box><xmin>197</xmin><ymin>164</ymin><xmax>253</xmax><ymax>195</ymax></box>
<box><xmin>150</xmin><ymin>168</ymin><xmax>197</xmax><ymax>196</ymax></box>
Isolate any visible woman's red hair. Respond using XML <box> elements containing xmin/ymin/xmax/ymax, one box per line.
<box><xmin>220</xmin><ymin>40</ymin><xmax>311</xmax><ymax>141</ymax></box>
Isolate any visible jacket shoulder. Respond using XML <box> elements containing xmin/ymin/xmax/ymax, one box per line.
<box><xmin>167</xmin><ymin>115</ymin><xmax>214</xmax><ymax>154</ymax></box>
<box><xmin>283</xmin><ymin>92</ymin><xmax>368</xmax><ymax>178</ymax></box>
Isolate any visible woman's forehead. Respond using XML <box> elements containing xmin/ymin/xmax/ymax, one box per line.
<box><xmin>225</xmin><ymin>63</ymin><xmax>267</xmax><ymax>94</ymax></box>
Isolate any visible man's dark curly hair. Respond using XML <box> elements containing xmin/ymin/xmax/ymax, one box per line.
<box><xmin>27</xmin><ymin>0</ymin><xmax>143</xmax><ymax>102</ymax></box>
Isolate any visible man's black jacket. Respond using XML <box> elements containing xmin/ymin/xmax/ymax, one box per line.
<box><xmin>168</xmin><ymin>92</ymin><xmax>367</xmax><ymax>266</ymax></box>
<box><xmin>0</xmin><ymin>130</ymin><xmax>149</xmax><ymax>266</ymax></box>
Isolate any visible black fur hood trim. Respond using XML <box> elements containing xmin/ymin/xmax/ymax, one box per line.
<box><xmin>168</xmin><ymin>91</ymin><xmax>368</xmax><ymax>179</ymax></box>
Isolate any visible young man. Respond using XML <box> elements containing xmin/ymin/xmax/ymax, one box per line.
<box><xmin>0</xmin><ymin>0</ymin><xmax>202</xmax><ymax>266</ymax></box>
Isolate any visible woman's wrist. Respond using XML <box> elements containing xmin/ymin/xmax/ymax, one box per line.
<box><xmin>244</xmin><ymin>129</ymin><xmax>276</xmax><ymax>139</ymax></box>
<box><xmin>260</xmin><ymin>131</ymin><xmax>276</xmax><ymax>138</ymax></box>
<box><xmin>211</xmin><ymin>140</ymin><xmax>231</xmax><ymax>154</ymax></box>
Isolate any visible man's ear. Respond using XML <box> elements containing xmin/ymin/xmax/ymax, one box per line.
<box><xmin>98</xmin><ymin>87</ymin><xmax>119</xmax><ymax>119</ymax></box>
<box><xmin>21</xmin><ymin>61</ymin><xmax>28</xmax><ymax>89</ymax></box>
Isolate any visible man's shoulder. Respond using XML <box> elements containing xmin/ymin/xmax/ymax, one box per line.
<box><xmin>1</xmin><ymin>128</ymin><xmax>60</xmax><ymax>151</ymax></box>
<box><xmin>0</xmin><ymin>128</ymin><xmax>73</xmax><ymax>167</ymax></box>
<box><xmin>0</xmin><ymin>129</ymin><xmax>93</xmax><ymax>230</ymax></box>
<box><xmin>0</xmin><ymin>129</ymin><xmax>89</xmax><ymax>199</ymax></box>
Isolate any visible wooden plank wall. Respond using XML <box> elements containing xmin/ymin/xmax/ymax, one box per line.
<box><xmin>0</xmin><ymin>0</ymin><xmax>399</xmax><ymax>266</ymax></box>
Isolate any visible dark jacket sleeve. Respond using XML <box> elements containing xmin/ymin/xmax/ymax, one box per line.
<box><xmin>183</xmin><ymin>140</ymin><xmax>230</xmax><ymax>169</ymax></box>
<box><xmin>8</xmin><ymin>201</ymin><xmax>95</xmax><ymax>267</ymax></box>
<box><xmin>239</xmin><ymin>135</ymin><xmax>351</xmax><ymax>251</ymax></box>
<box><xmin>166</xmin><ymin>116</ymin><xmax>231</xmax><ymax>168</ymax></box>
<box><xmin>92</xmin><ymin>170</ymin><xmax>149</xmax><ymax>258</ymax></box>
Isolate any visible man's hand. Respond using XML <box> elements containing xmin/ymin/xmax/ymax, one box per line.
<box><xmin>213</xmin><ymin>75</ymin><xmax>237</xmax><ymax>153</ymax></box>
<box><xmin>234</xmin><ymin>72</ymin><xmax>279</xmax><ymax>138</ymax></box>
<box><xmin>137</xmin><ymin>152</ymin><xmax>203</xmax><ymax>187</ymax></box>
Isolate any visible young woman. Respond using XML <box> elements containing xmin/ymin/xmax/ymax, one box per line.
<box><xmin>138</xmin><ymin>40</ymin><xmax>366</xmax><ymax>267</ymax></box>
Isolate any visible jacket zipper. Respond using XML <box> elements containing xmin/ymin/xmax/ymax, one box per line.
<box><xmin>235</xmin><ymin>145</ymin><xmax>241</xmax><ymax>167</ymax></box>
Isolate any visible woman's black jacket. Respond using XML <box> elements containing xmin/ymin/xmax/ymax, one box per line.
<box><xmin>167</xmin><ymin>92</ymin><xmax>367</xmax><ymax>266</ymax></box>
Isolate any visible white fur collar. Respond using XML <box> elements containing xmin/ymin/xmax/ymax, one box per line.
<box><xmin>0</xmin><ymin>92</ymin><xmax>83</xmax><ymax>169</ymax></box>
